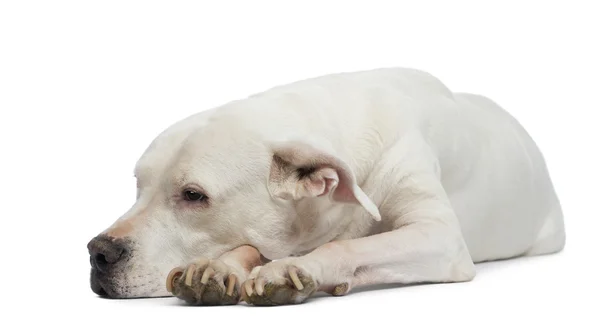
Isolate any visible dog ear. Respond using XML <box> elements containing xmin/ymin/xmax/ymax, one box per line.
<box><xmin>267</xmin><ymin>139</ymin><xmax>381</xmax><ymax>221</ymax></box>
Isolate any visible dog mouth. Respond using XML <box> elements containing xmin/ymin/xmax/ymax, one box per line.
<box><xmin>90</xmin><ymin>273</ymin><xmax>108</xmax><ymax>296</ymax></box>
<box><xmin>90</xmin><ymin>268</ymin><xmax>122</xmax><ymax>298</ymax></box>
<box><xmin>89</xmin><ymin>263</ymin><xmax>167</xmax><ymax>298</ymax></box>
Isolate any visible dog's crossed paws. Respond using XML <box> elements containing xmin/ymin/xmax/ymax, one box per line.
<box><xmin>166</xmin><ymin>258</ymin><xmax>242</xmax><ymax>305</ymax></box>
<box><xmin>167</xmin><ymin>257</ymin><xmax>325</xmax><ymax>306</ymax></box>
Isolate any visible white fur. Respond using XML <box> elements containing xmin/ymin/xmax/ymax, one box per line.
<box><xmin>100</xmin><ymin>67</ymin><xmax>565</xmax><ymax>297</ymax></box>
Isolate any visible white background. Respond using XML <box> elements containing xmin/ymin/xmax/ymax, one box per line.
<box><xmin>1</xmin><ymin>1</ymin><xmax>598</xmax><ymax>329</ymax></box>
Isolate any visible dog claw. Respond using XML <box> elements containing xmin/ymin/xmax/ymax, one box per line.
<box><xmin>288</xmin><ymin>267</ymin><xmax>304</xmax><ymax>290</ymax></box>
<box><xmin>184</xmin><ymin>264</ymin><xmax>197</xmax><ymax>286</ymax></box>
<box><xmin>201</xmin><ymin>267</ymin><xmax>214</xmax><ymax>284</ymax></box>
<box><xmin>226</xmin><ymin>274</ymin><xmax>237</xmax><ymax>296</ymax></box>
<box><xmin>166</xmin><ymin>267</ymin><xmax>184</xmax><ymax>293</ymax></box>
<box><xmin>245</xmin><ymin>279</ymin><xmax>254</xmax><ymax>297</ymax></box>
<box><xmin>255</xmin><ymin>278</ymin><xmax>265</xmax><ymax>296</ymax></box>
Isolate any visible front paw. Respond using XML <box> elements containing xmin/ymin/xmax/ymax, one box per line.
<box><xmin>241</xmin><ymin>259</ymin><xmax>318</xmax><ymax>306</ymax></box>
<box><xmin>166</xmin><ymin>258</ymin><xmax>242</xmax><ymax>306</ymax></box>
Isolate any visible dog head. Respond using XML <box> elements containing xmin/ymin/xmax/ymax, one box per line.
<box><xmin>88</xmin><ymin>110</ymin><xmax>379</xmax><ymax>298</ymax></box>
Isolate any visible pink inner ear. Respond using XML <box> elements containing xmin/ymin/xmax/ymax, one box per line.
<box><xmin>317</xmin><ymin>168</ymin><xmax>339</xmax><ymax>197</ymax></box>
<box><xmin>314</xmin><ymin>167</ymin><xmax>355</xmax><ymax>203</ymax></box>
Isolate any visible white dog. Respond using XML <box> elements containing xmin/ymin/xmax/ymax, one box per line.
<box><xmin>88</xmin><ymin>67</ymin><xmax>565</xmax><ymax>305</ymax></box>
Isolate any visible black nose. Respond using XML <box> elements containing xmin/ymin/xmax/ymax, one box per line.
<box><xmin>87</xmin><ymin>235</ymin><xmax>126</xmax><ymax>272</ymax></box>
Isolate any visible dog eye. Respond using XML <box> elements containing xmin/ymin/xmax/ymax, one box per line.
<box><xmin>183</xmin><ymin>190</ymin><xmax>207</xmax><ymax>202</ymax></box>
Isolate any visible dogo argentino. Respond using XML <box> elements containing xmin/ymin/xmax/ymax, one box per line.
<box><xmin>88</xmin><ymin>68</ymin><xmax>565</xmax><ymax>305</ymax></box>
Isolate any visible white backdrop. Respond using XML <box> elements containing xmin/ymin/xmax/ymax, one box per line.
<box><xmin>0</xmin><ymin>1</ymin><xmax>598</xmax><ymax>329</ymax></box>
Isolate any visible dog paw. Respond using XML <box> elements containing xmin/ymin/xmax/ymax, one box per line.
<box><xmin>241</xmin><ymin>260</ymin><xmax>318</xmax><ymax>306</ymax></box>
<box><xmin>166</xmin><ymin>258</ymin><xmax>242</xmax><ymax>305</ymax></box>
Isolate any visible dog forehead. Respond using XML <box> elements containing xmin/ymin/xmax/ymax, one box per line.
<box><xmin>136</xmin><ymin>118</ymin><xmax>270</xmax><ymax>193</ymax></box>
<box><xmin>173</xmin><ymin>128</ymin><xmax>267</xmax><ymax>176</ymax></box>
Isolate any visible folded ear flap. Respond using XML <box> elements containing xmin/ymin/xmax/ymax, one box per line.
<box><xmin>267</xmin><ymin>140</ymin><xmax>381</xmax><ymax>221</ymax></box>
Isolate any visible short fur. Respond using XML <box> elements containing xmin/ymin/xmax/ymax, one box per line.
<box><xmin>88</xmin><ymin>68</ymin><xmax>565</xmax><ymax>301</ymax></box>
